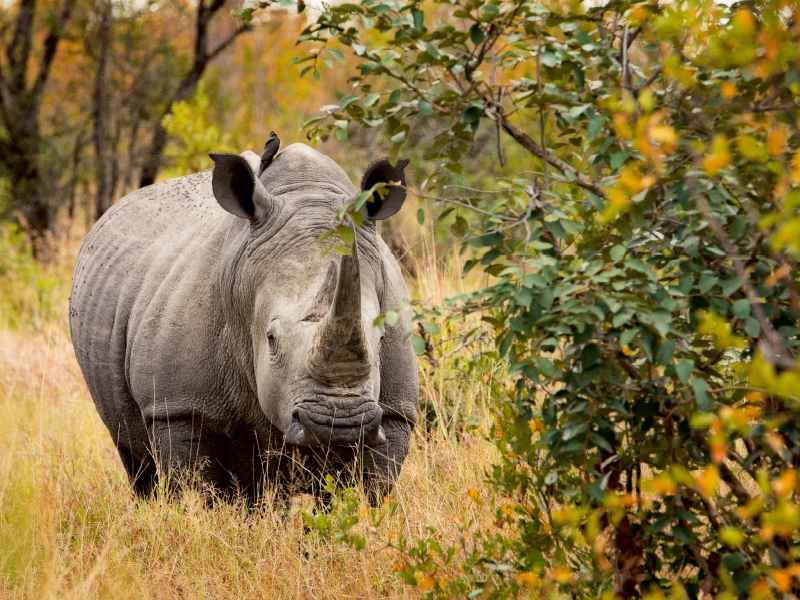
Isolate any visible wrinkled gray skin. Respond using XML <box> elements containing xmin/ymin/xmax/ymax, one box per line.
<box><xmin>69</xmin><ymin>139</ymin><xmax>418</xmax><ymax>503</ymax></box>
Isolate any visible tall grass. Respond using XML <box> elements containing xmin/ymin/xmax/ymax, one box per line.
<box><xmin>0</xmin><ymin>233</ymin><xmax>501</xmax><ymax>599</ymax></box>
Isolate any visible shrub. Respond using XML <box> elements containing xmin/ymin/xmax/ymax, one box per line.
<box><xmin>244</xmin><ymin>0</ymin><xmax>800</xmax><ymax>595</ymax></box>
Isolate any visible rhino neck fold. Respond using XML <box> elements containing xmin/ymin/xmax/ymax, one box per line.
<box><xmin>307</xmin><ymin>236</ymin><xmax>371</xmax><ymax>385</ymax></box>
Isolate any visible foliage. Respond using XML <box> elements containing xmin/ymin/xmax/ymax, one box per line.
<box><xmin>271</xmin><ymin>0</ymin><xmax>800</xmax><ymax>596</ymax></box>
<box><xmin>162</xmin><ymin>86</ymin><xmax>236</xmax><ymax>177</ymax></box>
<box><xmin>0</xmin><ymin>223</ymin><xmax>57</xmax><ymax>328</ymax></box>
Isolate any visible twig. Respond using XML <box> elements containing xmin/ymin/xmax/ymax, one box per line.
<box><xmin>691</xmin><ymin>177</ymin><xmax>796</xmax><ymax>371</ymax></box>
<box><xmin>399</xmin><ymin>185</ymin><xmax>516</xmax><ymax>222</ymax></box>
<box><xmin>746</xmin><ymin>102</ymin><xmax>800</xmax><ymax>114</ymax></box>
<box><xmin>634</xmin><ymin>67</ymin><xmax>661</xmax><ymax>95</ymax></box>
<box><xmin>719</xmin><ymin>462</ymin><xmax>751</xmax><ymax>504</ymax></box>
<box><xmin>621</xmin><ymin>24</ymin><xmax>631</xmax><ymax>92</ymax></box>
<box><xmin>496</xmin><ymin>87</ymin><xmax>505</xmax><ymax>167</ymax></box>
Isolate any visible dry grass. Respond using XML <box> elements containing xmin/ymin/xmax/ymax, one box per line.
<box><xmin>0</xmin><ymin>243</ymin><xmax>499</xmax><ymax>599</ymax></box>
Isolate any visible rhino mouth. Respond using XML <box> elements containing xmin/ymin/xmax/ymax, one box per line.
<box><xmin>285</xmin><ymin>398</ymin><xmax>385</xmax><ymax>448</ymax></box>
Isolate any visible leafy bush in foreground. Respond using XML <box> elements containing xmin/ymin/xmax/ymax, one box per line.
<box><xmin>244</xmin><ymin>0</ymin><xmax>800</xmax><ymax>596</ymax></box>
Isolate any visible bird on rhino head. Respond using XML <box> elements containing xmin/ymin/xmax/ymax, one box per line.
<box><xmin>69</xmin><ymin>131</ymin><xmax>418</xmax><ymax>504</ymax></box>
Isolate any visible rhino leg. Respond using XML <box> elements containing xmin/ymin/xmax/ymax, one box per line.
<box><xmin>149</xmin><ymin>419</ymin><xmax>234</xmax><ymax>496</ymax></box>
<box><xmin>361</xmin><ymin>416</ymin><xmax>413</xmax><ymax>506</ymax></box>
<box><xmin>116</xmin><ymin>443</ymin><xmax>158</xmax><ymax>497</ymax></box>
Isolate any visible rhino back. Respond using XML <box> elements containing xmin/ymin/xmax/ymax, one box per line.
<box><xmin>70</xmin><ymin>171</ymin><xmax>254</xmax><ymax>445</ymax></box>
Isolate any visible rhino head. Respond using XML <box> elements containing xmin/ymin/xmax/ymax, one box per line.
<box><xmin>208</xmin><ymin>135</ymin><xmax>410</xmax><ymax>453</ymax></box>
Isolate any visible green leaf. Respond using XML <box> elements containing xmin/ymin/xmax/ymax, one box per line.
<box><xmin>744</xmin><ymin>317</ymin><xmax>760</xmax><ymax>338</ymax></box>
<box><xmin>385</xmin><ymin>310</ymin><xmax>399</xmax><ymax>327</ymax></box>
<box><xmin>416</xmin><ymin>208</ymin><xmax>425</xmax><ymax>225</ymax></box>
<box><xmin>451</xmin><ymin>215</ymin><xmax>468</xmax><ymax>237</ymax></box>
<box><xmin>732</xmin><ymin>299</ymin><xmax>750</xmax><ymax>319</ymax></box>
<box><xmin>656</xmin><ymin>340</ymin><xmax>675</xmax><ymax>366</ymax></box>
<box><xmin>469</xmin><ymin>24</ymin><xmax>485</xmax><ymax>45</ymax></box>
<box><xmin>610</xmin><ymin>245</ymin><xmax>626</xmax><ymax>262</ymax></box>
<box><xmin>411</xmin><ymin>335</ymin><xmax>426</xmax><ymax>355</ymax></box>
<box><xmin>587</xmin><ymin>115</ymin><xmax>604</xmax><ymax>141</ymax></box>
<box><xmin>411</xmin><ymin>8</ymin><xmax>423</xmax><ymax>30</ymax></box>
<box><xmin>675</xmin><ymin>359</ymin><xmax>694</xmax><ymax>384</ymax></box>
<box><xmin>421</xmin><ymin>321</ymin><xmax>439</xmax><ymax>334</ymax></box>
<box><xmin>610</xmin><ymin>150</ymin><xmax>630</xmax><ymax>170</ymax></box>
<box><xmin>340</xmin><ymin>95</ymin><xmax>360</xmax><ymax>109</ymax></box>
<box><xmin>721</xmin><ymin>276</ymin><xmax>743</xmax><ymax>296</ymax></box>
<box><xmin>460</xmin><ymin>105</ymin><xmax>484</xmax><ymax>124</ymax></box>
<box><xmin>692</xmin><ymin>379</ymin><xmax>711</xmax><ymax>412</ymax></box>
<box><xmin>335</xmin><ymin>224</ymin><xmax>354</xmax><ymax>246</ymax></box>
<box><xmin>390</xmin><ymin>130</ymin><xmax>406</xmax><ymax>144</ymax></box>
<box><xmin>722</xmin><ymin>553</ymin><xmax>747</xmax><ymax>572</ymax></box>
<box><xmin>327</xmin><ymin>49</ymin><xmax>344</xmax><ymax>62</ymax></box>
<box><xmin>364</xmin><ymin>93</ymin><xmax>381</xmax><ymax>107</ymax></box>
<box><xmin>540</xmin><ymin>51</ymin><xmax>558</xmax><ymax>67</ymax></box>
<box><xmin>389</xmin><ymin>143</ymin><xmax>400</xmax><ymax>166</ymax></box>
<box><xmin>672</xmin><ymin>525</ymin><xmax>695</xmax><ymax>545</ymax></box>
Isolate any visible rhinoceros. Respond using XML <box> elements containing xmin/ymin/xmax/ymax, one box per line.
<box><xmin>69</xmin><ymin>133</ymin><xmax>418</xmax><ymax>502</ymax></box>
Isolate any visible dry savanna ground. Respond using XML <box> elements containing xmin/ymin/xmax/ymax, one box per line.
<box><xmin>0</xmin><ymin>240</ymin><xmax>499</xmax><ymax>599</ymax></box>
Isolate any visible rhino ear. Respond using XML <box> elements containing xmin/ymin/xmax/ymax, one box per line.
<box><xmin>360</xmin><ymin>158</ymin><xmax>409</xmax><ymax>220</ymax></box>
<box><xmin>209</xmin><ymin>152</ymin><xmax>276</xmax><ymax>221</ymax></box>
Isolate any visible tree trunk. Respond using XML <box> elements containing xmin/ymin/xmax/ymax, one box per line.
<box><xmin>138</xmin><ymin>0</ymin><xmax>250</xmax><ymax>188</ymax></box>
<box><xmin>91</xmin><ymin>0</ymin><xmax>113</xmax><ymax>220</ymax></box>
<box><xmin>0</xmin><ymin>0</ymin><xmax>75</xmax><ymax>256</ymax></box>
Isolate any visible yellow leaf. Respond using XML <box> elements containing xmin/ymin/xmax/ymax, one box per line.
<box><xmin>417</xmin><ymin>574</ymin><xmax>436</xmax><ymax>591</ymax></box>
<box><xmin>772</xmin><ymin>570</ymin><xmax>791</xmax><ymax>592</ymax></box>
<box><xmin>552</xmin><ymin>567</ymin><xmax>572</xmax><ymax>584</ymax></box>
<box><xmin>651</xmin><ymin>125</ymin><xmax>676</xmax><ymax>146</ymax></box>
<box><xmin>721</xmin><ymin>82</ymin><xmax>738</xmax><ymax>99</ymax></box>
<box><xmin>773</xmin><ymin>470</ymin><xmax>797</xmax><ymax>499</ymax></box>
<box><xmin>702</xmin><ymin>134</ymin><xmax>730</xmax><ymax>175</ymax></box>
<box><xmin>517</xmin><ymin>572</ymin><xmax>540</xmax><ymax>587</ymax></box>
<box><xmin>738</xmin><ymin>135</ymin><xmax>767</xmax><ymax>162</ymax></box>
<box><xmin>767</xmin><ymin>127</ymin><xmax>786</xmax><ymax>156</ymax></box>
<box><xmin>697</xmin><ymin>466</ymin><xmax>720</xmax><ymax>497</ymax></box>
<box><xmin>731</xmin><ymin>9</ymin><xmax>756</xmax><ymax>37</ymax></box>
<box><xmin>719</xmin><ymin>526</ymin><xmax>745</xmax><ymax>547</ymax></box>
<box><xmin>528</xmin><ymin>418</ymin><xmax>545</xmax><ymax>434</ymax></box>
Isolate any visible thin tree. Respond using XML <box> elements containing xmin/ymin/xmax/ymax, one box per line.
<box><xmin>138</xmin><ymin>0</ymin><xmax>251</xmax><ymax>188</ymax></box>
<box><xmin>0</xmin><ymin>0</ymin><xmax>76</xmax><ymax>254</ymax></box>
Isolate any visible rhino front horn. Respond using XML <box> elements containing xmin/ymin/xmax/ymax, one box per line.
<box><xmin>307</xmin><ymin>230</ymin><xmax>371</xmax><ymax>385</ymax></box>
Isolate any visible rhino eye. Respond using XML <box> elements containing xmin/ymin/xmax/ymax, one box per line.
<box><xmin>267</xmin><ymin>321</ymin><xmax>279</xmax><ymax>354</ymax></box>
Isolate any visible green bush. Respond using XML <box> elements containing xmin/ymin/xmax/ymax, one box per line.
<box><xmin>0</xmin><ymin>223</ymin><xmax>57</xmax><ymax>328</ymax></box>
<box><xmin>243</xmin><ymin>0</ymin><xmax>800</xmax><ymax>596</ymax></box>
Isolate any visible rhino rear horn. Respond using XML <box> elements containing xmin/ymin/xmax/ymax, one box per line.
<box><xmin>360</xmin><ymin>157</ymin><xmax>410</xmax><ymax>220</ymax></box>
<box><xmin>210</xmin><ymin>152</ymin><xmax>279</xmax><ymax>221</ymax></box>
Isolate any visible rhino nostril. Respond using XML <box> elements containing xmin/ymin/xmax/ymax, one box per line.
<box><xmin>285</xmin><ymin>414</ymin><xmax>311</xmax><ymax>447</ymax></box>
<box><xmin>365</xmin><ymin>425</ymin><xmax>387</xmax><ymax>447</ymax></box>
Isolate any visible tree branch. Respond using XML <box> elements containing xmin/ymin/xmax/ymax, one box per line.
<box><xmin>497</xmin><ymin>112</ymin><xmax>605</xmax><ymax>197</ymax></box>
<box><xmin>208</xmin><ymin>23</ymin><xmax>252</xmax><ymax>61</ymax></box>
<box><xmin>31</xmin><ymin>0</ymin><xmax>76</xmax><ymax>99</ymax></box>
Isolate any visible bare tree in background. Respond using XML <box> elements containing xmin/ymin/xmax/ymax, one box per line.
<box><xmin>138</xmin><ymin>0</ymin><xmax>251</xmax><ymax>188</ymax></box>
<box><xmin>0</xmin><ymin>0</ymin><xmax>75</xmax><ymax>256</ymax></box>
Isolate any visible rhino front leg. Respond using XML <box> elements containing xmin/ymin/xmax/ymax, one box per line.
<box><xmin>362</xmin><ymin>416</ymin><xmax>413</xmax><ymax>506</ymax></box>
<box><xmin>149</xmin><ymin>419</ymin><xmax>233</xmax><ymax>496</ymax></box>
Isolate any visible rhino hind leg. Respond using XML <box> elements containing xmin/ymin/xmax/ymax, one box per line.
<box><xmin>116</xmin><ymin>443</ymin><xmax>158</xmax><ymax>497</ymax></box>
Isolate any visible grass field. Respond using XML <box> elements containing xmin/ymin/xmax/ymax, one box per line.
<box><xmin>0</xmin><ymin>235</ymin><xmax>499</xmax><ymax>599</ymax></box>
